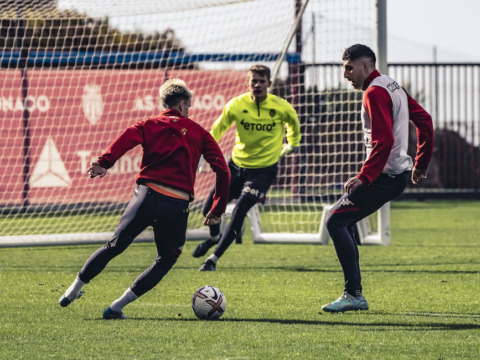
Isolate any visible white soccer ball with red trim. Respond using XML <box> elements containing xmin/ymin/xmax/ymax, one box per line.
<box><xmin>191</xmin><ymin>286</ymin><xmax>226</xmax><ymax>320</ymax></box>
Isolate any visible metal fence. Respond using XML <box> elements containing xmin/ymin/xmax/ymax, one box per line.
<box><xmin>300</xmin><ymin>63</ymin><xmax>480</xmax><ymax>196</ymax></box>
<box><xmin>389</xmin><ymin>63</ymin><xmax>480</xmax><ymax>194</ymax></box>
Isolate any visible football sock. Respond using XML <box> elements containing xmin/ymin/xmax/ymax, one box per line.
<box><xmin>346</xmin><ymin>289</ymin><xmax>363</xmax><ymax>298</ymax></box>
<box><xmin>110</xmin><ymin>288</ymin><xmax>138</xmax><ymax>313</ymax></box>
<box><xmin>209</xmin><ymin>224</ymin><xmax>221</xmax><ymax>238</ymax></box>
<box><xmin>65</xmin><ymin>276</ymin><xmax>86</xmax><ymax>300</ymax></box>
<box><xmin>207</xmin><ymin>254</ymin><xmax>219</xmax><ymax>264</ymax></box>
<box><xmin>210</xmin><ymin>234</ymin><xmax>220</xmax><ymax>242</ymax></box>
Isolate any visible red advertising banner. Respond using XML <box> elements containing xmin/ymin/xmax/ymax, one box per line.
<box><xmin>1</xmin><ymin>69</ymin><xmax>247</xmax><ymax>206</ymax></box>
<box><xmin>0</xmin><ymin>70</ymin><xmax>24</xmax><ymax>205</ymax></box>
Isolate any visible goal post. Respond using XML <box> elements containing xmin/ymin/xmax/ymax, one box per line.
<box><xmin>0</xmin><ymin>0</ymin><xmax>389</xmax><ymax>247</ymax></box>
<box><xmin>232</xmin><ymin>203</ymin><xmax>389</xmax><ymax>246</ymax></box>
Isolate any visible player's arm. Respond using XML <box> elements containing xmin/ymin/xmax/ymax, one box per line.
<box><xmin>202</xmin><ymin>133</ymin><xmax>231</xmax><ymax>222</ymax></box>
<box><xmin>357</xmin><ymin>86</ymin><xmax>394</xmax><ymax>185</ymax></box>
<box><xmin>210</xmin><ymin>102</ymin><xmax>235</xmax><ymax>142</ymax></box>
<box><xmin>280</xmin><ymin>102</ymin><xmax>302</xmax><ymax>156</ymax></box>
<box><xmin>92</xmin><ymin>122</ymin><xmax>144</xmax><ymax>177</ymax></box>
<box><xmin>406</xmin><ymin>92</ymin><xmax>434</xmax><ymax>184</ymax></box>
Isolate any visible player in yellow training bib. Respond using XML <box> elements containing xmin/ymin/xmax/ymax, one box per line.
<box><xmin>194</xmin><ymin>64</ymin><xmax>301</xmax><ymax>271</ymax></box>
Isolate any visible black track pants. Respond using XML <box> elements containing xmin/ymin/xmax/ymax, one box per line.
<box><xmin>326</xmin><ymin>172</ymin><xmax>410</xmax><ymax>294</ymax></box>
<box><xmin>78</xmin><ymin>185</ymin><xmax>189</xmax><ymax>297</ymax></box>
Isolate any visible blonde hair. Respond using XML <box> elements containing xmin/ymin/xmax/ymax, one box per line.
<box><xmin>159</xmin><ymin>78</ymin><xmax>195</xmax><ymax>109</ymax></box>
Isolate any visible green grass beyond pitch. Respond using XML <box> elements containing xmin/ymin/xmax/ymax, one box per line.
<box><xmin>0</xmin><ymin>200</ymin><xmax>479</xmax><ymax>359</ymax></box>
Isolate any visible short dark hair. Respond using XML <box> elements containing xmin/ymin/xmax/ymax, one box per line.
<box><xmin>249</xmin><ymin>64</ymin><xmax>271</xmax><ymax>81</ymax></box>
<box><xmin>342</xmin><ymin>44</ymin><xmax>376</xmax><ymax>65</ymax></box>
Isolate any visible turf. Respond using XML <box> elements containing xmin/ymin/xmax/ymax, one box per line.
<box><xmin>0</xmin><ymin>200</ymin><xmax>479</xmax><ymax>359</ymax></box>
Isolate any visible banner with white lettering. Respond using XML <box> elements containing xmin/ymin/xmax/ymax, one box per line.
<box><xmin>0</xmin><ymin>69</ymin><xmax>247</xmax><ymax>206</ymax></box>
<box><xmin>0</xmin><ymin>70</ymin><xmax>24</xmax><ymax>205</ymax></box>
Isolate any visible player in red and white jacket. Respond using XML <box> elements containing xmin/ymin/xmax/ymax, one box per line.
<box><xmin>59</xmin><ymin>79</ymin><xmax>230</xmax><ymax>319</ymax></box>
<box><xmin>322</xmin><ymin>44</ymin><xmax>434</xmax><ymax>313</ymax></box>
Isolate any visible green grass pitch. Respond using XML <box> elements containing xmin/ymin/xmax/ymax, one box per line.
<box><xmin>0</xmin><ymin>200</ymin><xmax>479</xmax><ymax>359</ymax></box>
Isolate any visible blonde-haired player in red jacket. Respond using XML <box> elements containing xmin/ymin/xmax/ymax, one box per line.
<box><xmin>59</xmin><ymin>79</ymin><xmax>230</xmax><ymax>319</ymax></box>
<box><xmin>322</xmin><ymin>44</ymin><xmax>434</xmax><ymax>313</ymax></box>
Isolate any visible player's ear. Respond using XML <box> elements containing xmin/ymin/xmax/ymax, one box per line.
<box><xmin>178</xmin><ymin>99</ymin><xmax>186</xmax><ymax>114</ymax></box>
<box><xmin>362</xmin><ymin>59</ymin><xmax>370</xmax><ymax>72</ymax></box>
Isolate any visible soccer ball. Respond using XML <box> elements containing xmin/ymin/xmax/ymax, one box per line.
<box><xmin>191</xmin><ymin>286</ymin><xmax>226</xmax><ymax>320</ymax></box>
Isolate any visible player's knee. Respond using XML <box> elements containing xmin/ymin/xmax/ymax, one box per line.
<box><xmin>156</xmin><ymin>248</ymin><xmax>181</xmax><ymax>271</ymax></box>
<box><xmin>234</xmin><ymin>196</ymin><xmax>257</xmax><ymax>215</ymax></box>
<box><xmin>155</xmin><ymin>258</ymin><xmax>176</xmax><ymax>275</ymax></box>
<box><xmin>326</xmin><ymin>215</ymin><xmax>343</xmax><ymax>233</ymax></box>
<box><xmin>104</xmin><ymin>238</ymin><xmax>129</xmax><ymax>256</ymax></box>
<box><xmin>229</xmin><ymin>200</ymin><xmax>254</xmax><ymax>232</ymax></box>
<box><xmin>326</xmin><ymin>216</ymin><xmax>335</xmax><ymax>231</ymax></box>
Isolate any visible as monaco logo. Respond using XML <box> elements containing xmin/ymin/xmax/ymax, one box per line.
<box><xmin>82</xmin><ymin>84</ymin><xmax>104</xmax><ymax>125</ymax></box>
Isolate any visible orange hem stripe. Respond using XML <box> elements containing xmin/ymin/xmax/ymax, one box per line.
<box><xmin>145</xmin><ymin>182</ymin><xmax>188</xmax><ymax>200</ymax></box>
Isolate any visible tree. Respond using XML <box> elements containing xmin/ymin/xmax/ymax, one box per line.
<box><xmin>0</xmin><ymin>0</ymin><xmax>188</xmax><ymax>68</ymax></box>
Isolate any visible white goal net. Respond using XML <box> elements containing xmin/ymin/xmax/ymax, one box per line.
<box><xmin>0</xmin><ymin>0</ymin><xmax>387</xmax><ymax>247</ymax></box>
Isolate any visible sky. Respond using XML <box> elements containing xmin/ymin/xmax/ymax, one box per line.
<box><xmin>387</xmin><ymin>0</ymin><xmax>480</xmax><ymax>62</ymax></box>
<box><xmin>57</xmin><ymin>0</ymin><xmax>480</xmax><ymax>63</ymax></box>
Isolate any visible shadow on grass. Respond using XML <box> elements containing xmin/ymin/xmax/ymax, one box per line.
<box><xmin>364</xmin><ymin>268</ymin><xmax>479</xmax><ymax>275</ymax></box>
<box><xmin>45</xmin><ymin>264</ymin><xmax>479</xmax><ymax>275</ymax></box>
<box><xmin>384</xmin><ymin>311</ymin><xmax>480</xmax><ymax>319</ymax></box>
<box><xmin>264</xmin><ymin>266</ymin><xmax>479</xmax><ymax>275</ymax></box>
<box><xmin>90</xmin><ymin>314</ymin><xmax>480</xmax><ymax>331</ymax></box>
<box><xmin>6</xmin><ymin>262</ymin><xmax>478</xmax><ymax>277</ymax></box>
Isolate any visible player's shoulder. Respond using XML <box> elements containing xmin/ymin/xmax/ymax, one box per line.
<box><xmin>129</xmin><ymin>118</ymin><xmax>150</xmax><ymax>128</ymax></box>
<box><xmin>183</xmin><ymin>116</ymin><xmax>208</xmax><ymax>131</ymax></box>
<box><xmin>147</xmin><ymin>114</ymin><xmax>207</xmax><ymax>132</ymax></box>
<box><xmin>178</xmin><ymin>116</ymin><xmax>212</xmax><ymax>139</ymax></box>
<box><xmin>227</xmin><ymin>92</ymin><xmax>250</xmax><ymax>106</ymax></box>
<box><xmin>267</xmin><ymin>93</ymin><xmax>289</xmax><ymax>104</ymax></box>
<box><xmin>365</xmin><ymin>82</ymin><xmax>390</xmax><ymax>97</ymax></box>
<box><xmin>267</xmin><ymin>93</ymin><xmax>295</xmax><ymax>110</ymax></box>
<box><xmin>220</xmin><ymin>93</ymin><xmax>251</xmax><ymax>116</ymax></box>
<box><xmin>369</xmin><ymin>75</ymin><xmax>402</xmax><ymax>93</ymax></box>
<box><xmin>140</xmin><ymin>115</ymin><xmax>169</xmax><ymax>127</ymax></box>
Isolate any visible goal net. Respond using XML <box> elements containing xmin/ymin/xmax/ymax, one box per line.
<box><xmin>0</xmin><ymin>0</ymin><xmax>386</xmax><ymax>247</ymax></box>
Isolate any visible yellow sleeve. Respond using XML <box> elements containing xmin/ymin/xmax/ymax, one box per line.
<box><xmin>211</xmin><ymin>100</ymin><xmax>235</xmax><ymax>142</ymax></box>
<box><xmin>283</xmin><ymin>102</ymin><xmax>301</xmax><ymax>147</ymax></box>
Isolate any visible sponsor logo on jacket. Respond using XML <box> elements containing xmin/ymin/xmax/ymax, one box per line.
<box><xmin>240</xmin><ymin>119</ymin><xmax>275</xmax><ymax>132</ymax></box>
<box><xmin>386</xmin><ymin>81</ymin><xmax>400</xmax><ymax>92</ymax></box>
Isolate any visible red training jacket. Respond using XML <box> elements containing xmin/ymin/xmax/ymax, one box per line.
<box><xmin>358</xmin><ymin>70</ymin><xmax>434</xmax><ymax>184</ymax></box>
<box><xmin>97</xmin><ymin>109</ymin><xmax>230</xmax><ymax>217</ymax></box>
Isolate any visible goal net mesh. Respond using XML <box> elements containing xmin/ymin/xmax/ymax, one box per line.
<box><xmin>0</xmin><ymin>0</ymin><xmax>377</xmax><ymax>246</ymax></box>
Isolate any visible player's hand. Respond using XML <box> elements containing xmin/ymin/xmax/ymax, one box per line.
<box><xmin>280</xmin><ymin>144</ymin><xmax>298</xmax><ymax>157</ymax></box>
<box><xmin>411</xmin><ymin>167</ymin><xmax>427</xmax><ymax>184</ymax></box>
<box><xmin>203</xmin><ymin>211</ymin><xmax>221</xmax><ymax>226</ymax></box>
<box><xmin>344</xmin><ymin>177</ymin><xmax>363</xmax><ymax>194</ymax></box>
<box><xmin>88</xmin><ymin>161</ymin><xmax>107</xmax><ymax>178</ymax></box>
